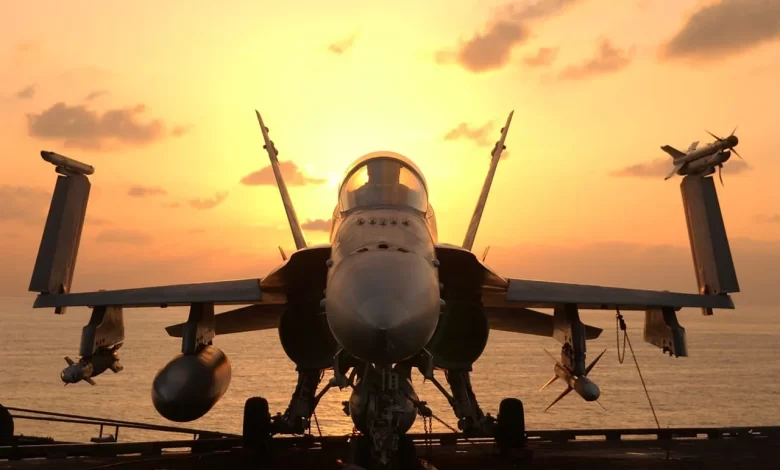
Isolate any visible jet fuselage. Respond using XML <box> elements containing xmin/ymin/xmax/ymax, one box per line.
<box><xmin>323</xmin><ymin>152</ymin><xmax>442</xmax><ymax>365</ymax></box>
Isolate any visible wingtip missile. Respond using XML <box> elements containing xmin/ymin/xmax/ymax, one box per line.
<box><xmin>40</xmin><ymin>151</ymin><xmax>95</xmax><ymax>176</ymax></box>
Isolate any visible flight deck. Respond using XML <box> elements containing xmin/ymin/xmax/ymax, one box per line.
<box><xmin>2</xmin><ymin>408</ymin><xmax>779</xmax><ymax>470</ymax></box>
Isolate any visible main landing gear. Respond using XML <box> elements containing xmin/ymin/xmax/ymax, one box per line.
<box><xmin>242</xmin><ymin>367</ymin><xmax>327</xmax><ymax>462</ymax></box>
<box><xmin>241</xmin><ymin>367</ymin><xmax>530</xmax><ymax>467</ymax></box>
<box><xmin>426</xmin><ymin>367</ymin><xmax>527</xmax><ymax>456</ymax></box>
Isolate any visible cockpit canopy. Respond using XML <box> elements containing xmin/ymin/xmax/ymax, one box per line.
<box><xmin>339</xmin><ymin>152</ymin><xmax>428</xmax><ymax>213</ymax></box>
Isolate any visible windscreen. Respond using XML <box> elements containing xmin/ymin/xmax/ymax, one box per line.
<box><xmin>339</xmin><ymin>157</ymin><xmax>428</xmax><ymax>212</ymax></box>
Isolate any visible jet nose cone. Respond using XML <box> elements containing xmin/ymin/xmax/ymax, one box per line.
<box><xmin>730</xmin><ymin>135</ymin><xmax>739</xmax><ymax>146</ymax></box>
<box><xmin>325</xmin><ymin>250</ymin><xmax>441</xmax><ymax>364</ymax></box>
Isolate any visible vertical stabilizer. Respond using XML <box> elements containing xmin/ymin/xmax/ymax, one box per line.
<box><xmin>462</xmin><ymin>111</ymin><xmax>513</xmax><ymax>251</ymax></box>
<box><xmin>29</xmin><ymin>151</ymin><xmax>94</xmax><ymax>314</ymax></box>
<box><xmin>680</xmin><ymin>175</ymin><xmax>739</xmax><ymax>314</ymax></box>
<box><xmin>254</xmin><ymin>111</ymin><xmax>307</xmax><ymax>250</ymax></box>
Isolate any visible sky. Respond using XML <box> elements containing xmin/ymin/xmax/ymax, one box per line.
<box><xmin>1</xmin><ymin>0</ymin><xmax>779</xmax><ymax>306</ymax></box>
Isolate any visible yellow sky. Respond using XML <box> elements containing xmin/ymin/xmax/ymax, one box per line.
<box><xmin>1</xmin><ymin>0</ymin><xmax>779</xmax><ymax>304</ymax></box>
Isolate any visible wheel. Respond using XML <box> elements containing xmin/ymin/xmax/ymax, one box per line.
<box><xmin>495</xmin><ymin>398</ymin><xmax>525</xmax><ymax>456</ymax></box>
<box><xmin>243</xmin><ymin>397</ymin><xmax>271</xmax><ymax>459</ymax></box>
<box><xmin>0</xmin><ymin>404</ymin><xmax>13</xmax><ymax>445</ymax></box>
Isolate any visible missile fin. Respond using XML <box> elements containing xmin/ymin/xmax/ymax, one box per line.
<box><xmin>544</xmin><ymin>386</ymin><xmax>573</xmax><ymax>412</ymax></box>
<box><xmin>540</xmin><ymin>375</ymin><xmax>559</xmax><ymax>392</ymax></box>
<box><xmin>585</xmin><ymin>349</ymin><xmax>607</xmax><ymax>375</ymax></box>
<box><xmin>665</xmin><ymin>163</ymin><xmax>683</xmax><ymax>180</ymax></box>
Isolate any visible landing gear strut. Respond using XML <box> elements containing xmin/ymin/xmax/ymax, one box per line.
<box><xmin>272</xmin><ymin>367</ymin><xmax>323</xmax><ymax>435</ymax></box>
<box><xmin>428</xmin><ymin>367</ymin><xmax>528</xmax><ymax>457</ymax></box>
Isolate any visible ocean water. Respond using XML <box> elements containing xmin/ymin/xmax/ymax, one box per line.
<box><xmin>1</xmin><ymin>296</ymin><xmax>779</xmax><ymax>443</ymax></box>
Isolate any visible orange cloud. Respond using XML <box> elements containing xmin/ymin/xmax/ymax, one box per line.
<box><xmin>662</xmin><ymin>0</ymin><xmax>780</xmax><ymax>61</ymax></box>
<box><xmin>443</xmin><ymin>121</ymin><xmax>495</xmax><ymax>147</ymax></box>
<box><xmin>558</xmin><ymin>39</ymin><xmax>633</xmax><ymax>81</ymax></box>
<box><xmin>437</xmin><ymin>0</ymin><xmax>581</xmax><ymax>73</ymax></box>
<box><xmin>241</xmin><ymin>161</ymin><xmax>326</xmax><ymax>186</ymax></box>
<box><xmin>94</xmin><ymin>229</ymin><xmax>152</xmax><ymax>245</ymax></box>
<box><xmin>26</xmin><ymin>102</ymin><xmax>168</xmax><ymax>150</ymax></box>
<box><xmin>187</xmin><ymin>191</ymin><xmax>228</xmax><ymax>210</ymax></box>
<box><xmin>328</xmin><ymin>32</ymin><xmax>358</xmax><ymax>55</ymax></box>
<box><xmin>15</xmin><ymin>83</ymin><xmax>37</xmax><ymax>99</ymax></box>
<box><xmin>523</xmin><ymin>47</ymin><xmax>559</xmax><ymax>67</ymax></box>
<box><xmin>302</xmin><ymin>218</ymin><xmax>331</xmax><ymax>231</ymax></box>
<box><xmin>0</xmin><ymin>185</ymin><xmax>49</xmax><ymax>224</ymax></box>
<box><xmin>84</xmin><ymin>90</ymin><xmax>109</xmax><ymax>101</ymax></box>
<box><xmin>128</xmin><ymin>185</ymin><xmax>168</xmax><ymax>197</ymax></box>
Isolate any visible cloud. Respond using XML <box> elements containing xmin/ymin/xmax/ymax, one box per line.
<box><xmin>328</xmin><ymin>33</ymin><xmax>358</xmax><ymax>54</ymax></box>
<box><xmin>15</xmin><ymin>83</ymin><xmax>37</xmax><ymax>99</ymax></box>
<box><xmin>94</xmin><ymin>229</ymin><xmax>152</xmax><ymax>245</ymax></box>
<box><xmin>241</xmin><ymin>161</ymin><xmax>327</xmax><ymax>186</ymax></box>
<box><xmin>437</xmin><ymin>0</ymin><xmax>582</xmax><ymax>73</ymax></box>
<box><xmin>128</xmin><ymin>185</ymin><xmax>168</xmax><ymax>197</ymax></box>
<box><xmin>171</xmin><ymin>125</ymin><xmax>192</xmax><ymax>137</ymax></box>
<box><xmin>610</xmin><ymin>157</ymin><xmax>750</xmax><ymax>179</ymax></box>
<box><xmin>15</xmin><ymin>40</ymin><xmax>41</xmax><ymax>56</ymax></box>
<box><xmin>187</xmin><ymin>191</ymin><xmax>228</xmax><ymax>210</ymax></box>
<box><xmin>756</xmin><ymin>214</ymin><xmax>780</xmax><ymax>224</ymax></box>
<box><xmin>26</xmin><ymin>102</ymin><xmax>168</xmax><ymax>150</ymax></box>
<box><xmin>84</xmin><ymin>90</ymin><xmax>109</xmax><ymax>101</ymax></box>
<box><xmin>443</xmin><ymin>121</ymin><xmax>495</xmax><ymax>147</ymax></box>
<box><xmin>302</xmin><ymin>218</ymin><xmax>332</xmax><ymax>232</ymax></box>
<box><xmin>163</xmin><ymin>202</ymin><xmax>182</xmax><ymax>209</ymax></box>
<box><xmin>436</xmin><ymin>22</ymin><xmax>528</xmax><ymax>73</ymax></box>
<box><xmin>0</xmin><ymin>185</ymin><xmax>50</xmax><ymax>224</ymax></box>
<box><xmin>662</xmin><ymin>0</ymin><xmax>780</xmax><ymax>61</ymax></box>
<box><xmin>523</xmin><ymin>47</ymin><xmax>559</xmax><ymax>67</ymax></box>
<box><xmin>13</xmin><ymin>39</ymin><xmax>42</xmax><ymax>65</ymax></box>
<box><xmin>610</xmin><ymin>158</ymin><xmax>674</xmax><ymax>178</ymax></box>
<box><xmin>558</xmin><ymin>39</ymin><xmax>633</xmax><ymax>80</ymax></box>
<box><xmin>86</xmin><ymin>217</ymin><xmax>111</xmax><ymax>226</ymax></box>
<box><xmin>721</xmin><ymin>159</ymin><xmax>750</xmax><ymax>175</ymax></box>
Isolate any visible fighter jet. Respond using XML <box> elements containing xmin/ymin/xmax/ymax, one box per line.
<box><xmin>28</xmin><ymin>111</ymin><xmax>737</xmax><ymax>468</ymax></box>
<box><xmin>662</xmin><ymin>128</ymin><xmax>742</xmax><ymax>184</ymax></box>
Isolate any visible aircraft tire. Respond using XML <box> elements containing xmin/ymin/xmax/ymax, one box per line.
<box><xmin>495</xmin><ymin>398</ymin><xmax>526</xmax><ymax>456</ymax></box>
<box><xmin>242</xmin><ymin>396</ymin><xmax>271</xmax><ymax>458</ymax></box>
<box><xmin>0</xmin><ymin>404</ymin><xmax>13</xmax><ymax>445</ymax></box>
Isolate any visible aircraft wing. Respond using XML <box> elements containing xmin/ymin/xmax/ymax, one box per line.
<box><xmin>484</xmin><ymin>306</ymin><xmax>602</xmax><ymax>339</ymax></box>
<box><xmin>165</xmin><ymin>303</ymin><xmax>284</xmax><ymax>337</ymax></box>
<box><xmin>482</xmin><ymin>278</ymin><xmax>734</xmax><ymax>311</ymax></box>
<box><xmin>33</xmin><ymin>279</ymin><xmax>271</xmax><ymax>309</ymax></box>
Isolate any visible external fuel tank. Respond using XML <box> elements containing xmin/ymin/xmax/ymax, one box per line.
<box><xmin>151</xmin><ymin>345</ymin><xmax>231</xmax><ymax>422</ymax></box>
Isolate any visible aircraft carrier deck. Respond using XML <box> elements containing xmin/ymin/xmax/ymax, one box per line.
<box><xmin>3</xmin><ymin>421</ymin><xmax>779</xmax><ymax>469</ymax></box>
